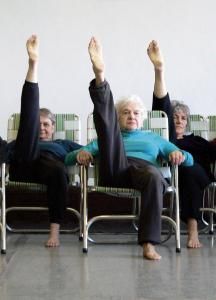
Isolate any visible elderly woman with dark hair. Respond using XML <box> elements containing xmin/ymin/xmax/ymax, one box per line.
<box><xmin>148</xmin><ymin>40</ymin><xmax>216</xmax><ymax>248</ymax></box>
<box><xmin>65</xmin><ymin>37</ymin><xmax>193</xmax><ymax>260</ymax></box>
<box><xmin>0</xmin><ymin>35</ymin><xmax>82</xmax><ymax>247</ymax></box>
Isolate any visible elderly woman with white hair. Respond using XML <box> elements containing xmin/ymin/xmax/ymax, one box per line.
<box><xmin>65</xmin><ymin>37</ymin><xmax>193</xmax><ymax>261</ymax></box>
<box><xmin>148</xmin><ymin>39</ymin><xmax>216</xmax><ymax>249</ymax></box>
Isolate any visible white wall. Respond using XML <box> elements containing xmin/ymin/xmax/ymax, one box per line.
<box><xmin>0</xmin><ymin>0</ymin><xmax>216</xmax><ymax>143</ymax></box>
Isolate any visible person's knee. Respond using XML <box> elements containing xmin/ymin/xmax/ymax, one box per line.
<box><xmin>147</xmin><ymin>166</ymin><xmax>163</xmax><ymax>182</ymax></box>
<box><xmin>49</xmin><ymin>163</ymin><xmax>67</xmax><ymax>181</ymax></box>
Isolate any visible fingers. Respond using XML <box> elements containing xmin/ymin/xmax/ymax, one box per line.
<box><xmin>76</xmin><ymin>151</ymin><xmax>93</xmax><ymax>166</ymax></box>
<box><xmin>169</xmin><ymin>151</ymin><xmax>185</xmax><ymax>165</ymax></box>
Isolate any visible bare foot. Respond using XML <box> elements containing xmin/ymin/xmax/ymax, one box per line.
<box><xmin>147</xmin><ymin>40</ymin><xmax>164</xmax><ymax>71</ymax></box>
<box><xmin>88</xmin><ymin>37</ymin><xmax>105</xmax><ymax>83</ymax></box>
<box><xmin>26</xmin><ymin>35</ymin><xmax>39</xmax><ymax>62</ymax></box>
<box><xmin>187</xmin><ymin>218</ymin><xmax>202</xmax><ymax>248</ymax></box>
<box><xmin>143</xmin><ymin>243</ymin><xmax>161</xmax><ymax>260</ymax></box>
<box><xmin>45</xmin><ymin>223</ymin><xmax>60</xmax><ymax>247</ymax></box>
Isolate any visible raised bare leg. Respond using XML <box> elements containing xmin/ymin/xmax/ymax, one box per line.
<box><xmin>88</xmin><ymin>37</ymin><xmax>105</xmax><ymax>85</ymax></box>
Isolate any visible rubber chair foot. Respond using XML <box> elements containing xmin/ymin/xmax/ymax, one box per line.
<box><xmin>176</xmin><ymin>247</ymin><xmax>181</xmax><ymax>253</ymax></box>
<box><xmin>209</xmin><ymin>230</ymin><xmax>214</xmax><ymax>235</ymax></box>
<box><xmin>1</xmin><ymin>249</ymin><xmax>6</xmax><ymax>254</ymax></box>
<box><xmin>83</xmin><ymin>248</ymin><xmax>88</xmax><ymax>253</ymax></box>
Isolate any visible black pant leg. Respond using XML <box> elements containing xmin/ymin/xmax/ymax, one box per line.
<box><xmin>9</xmin><ymin>156</ymin><xmax>68</xmax><ymax>224</ymax></box>
<box><xmin>13</xmin><ymin>82</ymin><xmax>40</xmax><ymax>163</ymax></box>
<box><xmin>179</xmin><ymin>163</ymin><xmax>211</xmax><ymax>222</ymax></box>
<box><xmin>129</xmin><ymin>159</ymin><xmax>168</xmax><ymax>244</ymax></box>
<box><xmin>89</xmin><ymin>80</ymin><xmax>129</xmax><ymax>186</ymax></box>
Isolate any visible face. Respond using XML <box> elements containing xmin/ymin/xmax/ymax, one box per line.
<box><xmin>39</xmin><ymin>115</ymin><xmax>55</xmax><ymax>141</ymax></box>
<box><xmin>118</xmin><ymin>103</ymin><xmax>143</xmax><ymax>130</ymax></box>
<box><xmin>173</xmin><ymin>109</ymin><xmax>187</xmax><ymax>139</ymax></box>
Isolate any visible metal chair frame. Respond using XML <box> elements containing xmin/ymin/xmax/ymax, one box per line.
<box><xmin>0</xmin><ymin>163</ymin><xmax>6</xmax><ymax>253</ymax></box>
<box><xmin>189</xmin><ymin>114</ymin><xmax>216</xmax><ymax>234</ymax></box>
<box><xmin>4</xmin><ymin>113</ymin><xmax>81</xmax><ymax>237</ymax></box>
<box><xmin>80</xmin><ymin>111</ymin><xmax>181</xmax><ymax>253</ymax></box>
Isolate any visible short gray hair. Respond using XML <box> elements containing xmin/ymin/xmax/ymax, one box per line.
<box><xmin>171</xmin><ymin>100</ymin><xmax>190</xmax><ymax>129</ymax></box>
<box><xmin>115</xmin><ymin>95</ymin><xmax>147</xmax><ymax>119</ymax></box>
<box><xmin>39</xmin><ymin>108</ymin><xmax>56</xmax><ymax>125</ymax></box>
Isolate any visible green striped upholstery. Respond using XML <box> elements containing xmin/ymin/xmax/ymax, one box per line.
<box><xmin>87</xmin><ymin>110</ymin><xmax>168</xmax><ymax>143</ymax></box>
<box><xmin>189</xmin><ymin>114</ymin><xmax>208</xmax><ymax>139</ymax></box>
<box><xmin>189</xmin><ymin>115</ymin><xmax>216</xmax><ymax>231</ymax></box>
<box><xmin>5</xmin><ymin>113</ymin><xmax>81</xmax><ymax>232</ymax></box>
<box><xmin>87</xmin><ymin>110</ymin><xmax>169</xmax><ymax>190</ymax></box>
<box><xmin>8</xmin><ymin>113</ymin><xmax>81</xmax><ymax>143</ymax></box>
<box><xmin>7</xmin><ymin>112</ymin><xmax>81</xmax><ymax>190</ymax></box>
<box><xmin>81</xmin><ymin>111</ymin><xmax>180</xmax><ymax>252</ymax></box>
<box><xmin>207</xmin><ymin>115</ymin><xmax>216</xmax><ymax>141</ymax></box>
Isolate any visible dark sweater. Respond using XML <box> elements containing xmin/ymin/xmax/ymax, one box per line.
<box><xmin>2</xmin><ymin>82</ymin><xmax>82</xmax><ymax>164</ymax></box>
<box><xmin>152</xmin><ymin>93</ymin><xmax>216</xmax><ymax>180</ymax></box>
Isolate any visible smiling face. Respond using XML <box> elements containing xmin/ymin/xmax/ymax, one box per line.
<box><xmin>39</xmin><ymin>115</ymin><xmax>55</xmax><ymax>141</ymax></box>
<box><xmin>173</xmin><ymin>109</ymin><xmax>188</xmax><ymax>139</ymax></box>
<box><xmin>118</xmin><ymin>102</ymin><xmax>144</xmax><ymax>130</ymax></box>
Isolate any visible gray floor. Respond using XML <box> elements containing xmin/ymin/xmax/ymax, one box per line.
<box><xmin>0</xmin><ymin>232</ymin><xmax>216</xmax><ymax>300</ymax></box>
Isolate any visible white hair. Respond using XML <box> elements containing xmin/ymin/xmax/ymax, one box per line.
<box><xmin>115</xmin><ymin>95</ymin><xmax>147</xmax><ymax>120</ymax></box>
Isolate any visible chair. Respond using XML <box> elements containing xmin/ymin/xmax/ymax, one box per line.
<box><xmin>188</xmin><ymin>114</ymin><xmax>209</xmax><ymax>139</ymax></box>
<box><xmin>200</xmin><ymin>115</ymin><xmax>216</xmax><ymax>234</ymax></box>
<box><xmin>0</xmin><ymin>163</ymin><xmax>6</xmax><ymax>253</ymax></box>
<box><xmin>80</xmin><ymin>111</ymin><xmax>180</xmax><ymax>253</ymax></box>
<box><xmin>188</xmin><ymin>114</ymin><xmax>216</xmax><ymax>234</ymax></box>
<box><xmin>207</xmin><ymin>115</ymin><xmax>216</xmax><ymax>142</ymax></box>
<box><xmin>5</xmin><ymin>112</ymin><xmax>81</xmax><ymax>234</ymax></box>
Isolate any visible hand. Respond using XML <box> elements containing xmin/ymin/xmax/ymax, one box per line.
<box><xmin>147</xmin><ymin>40</ymin><xmax>164</xmax><ymax>71</ymax></box>
<box><xmin>76</xmin><ymin>150</ymin><xmax>94</xmax><ymax>166</ymax></box>
<box><xmin>26</xmin><ymin>34</ymin><xmax>39</xmax><ymax>62</ymax></box>
<box><xmin>169</xmin><ymin>150</ymin><xmax>185</xmax><ymax>165</ymax></box>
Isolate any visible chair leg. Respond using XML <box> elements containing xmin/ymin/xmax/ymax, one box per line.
<box><xmin>1</xmin><ymin>163</ymin><xmax>6</xmax><ymax>254</ymax></box>
<box><xmin>173</xmin><ymin>166</ymin><xmax>181</xmax><ymax>253</ymax></box>
<box><xmin>81</xmin><ymin>165</ymin><xmax>88</xmax><ymax>253</ymax></box>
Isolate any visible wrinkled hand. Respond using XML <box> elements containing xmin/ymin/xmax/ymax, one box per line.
<box><xmin>169</xmin><ymin>150</ymin><xmax>185</xmax><ymax>165</ymax></box>
<box><xmin>76</xmin><ymin>150</ymin><xmax>94</xmax><ymax>166</ymax></box>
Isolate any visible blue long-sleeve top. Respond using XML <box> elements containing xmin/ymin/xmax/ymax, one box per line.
<box><xmin>65</xmin><ymin>128</ymin><xmax>193</xmax><ymax>167</ymax></box>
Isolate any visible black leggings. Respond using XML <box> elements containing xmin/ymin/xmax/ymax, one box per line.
<box><xmin>89</xmin><ymin>80</ymin><xmax>167</xmax><ymax>245</ymax></box>
<box><xmin>9</xmin><ymin>82</ymin><xmax>68</xmax><ymax>224</ymax></box>
<box><xmin>179</xmin><ymin>163</ymin><xmax>211</xmax><ymax>223</ymax></box>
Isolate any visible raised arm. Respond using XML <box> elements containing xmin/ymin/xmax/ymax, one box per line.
<box><xmin>25</xmin><ymin>34</ymin><xmax>39</xmax><ymax>83</ymax></box>
<box><xmin>147</xmin><ymin>40</ymin><xmax>166</xmax><ymax>98</ymax></box>
<box><xmin>148</xmin><ymin>40</ymin><xmax>176</xmax><ymax>143</ymax></box>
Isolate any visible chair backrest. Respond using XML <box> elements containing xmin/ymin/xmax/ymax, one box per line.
<box><xmin>207</xmin><ymin>115</ymin><xmax>216</xmax><ymax>141</ymax></box>
<box><xmin>188</xmin><ymin>114</ymin><xmax>209</xmax><ymax>139</ymax></box>
<box><xmin>7</xmin><ymin>113</ymin><xmax>81</xmax><ymax>144</ymax></box>
<box><xmin>87</xmin><ymin>110</ymin><xmax>170</xmax><ymax>184</ymax></box>
<box><xmin>87</xmin><ymin>110</ymin><xmax>169</xmax><ymax>143</ymax></box>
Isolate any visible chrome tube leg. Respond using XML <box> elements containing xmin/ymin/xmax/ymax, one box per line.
<box><xmin>1</xmin><ymin>164</ymin><xmax>6</xmax><ymax>254</ymax></box>
<box><xmin>82</xmin><ymin>166</ymin><xmax>88</xmax><ymax>253</ymax></box>
<box><xmin>174</xmin><ymin>166</ymin><xmax>181</xmax><ymax>253</ymax></box>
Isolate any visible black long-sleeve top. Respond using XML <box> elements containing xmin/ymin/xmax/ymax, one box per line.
<box><xmin>152</xmin><ymin>93</ymin><xmax>216</xmax><ymax>180</ymax></box>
